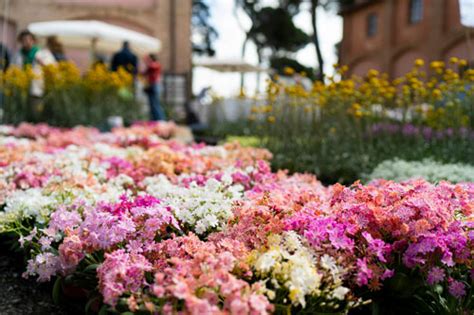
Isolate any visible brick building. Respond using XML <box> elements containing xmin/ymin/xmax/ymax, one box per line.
<box><xmin>340</xmin><ymin>0</ymin><xmax>474</xmax><ymax>78</ymax></box>
<box><xmin>0</xmin><ymin>0</ymin><xmax>192</xmax><ymax>102</ymax></box>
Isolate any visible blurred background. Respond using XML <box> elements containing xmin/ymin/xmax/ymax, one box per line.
<box><xmin>1</xmin><ymin>1</ymin><xmax>471</xmax><ymax>100</ymax></box>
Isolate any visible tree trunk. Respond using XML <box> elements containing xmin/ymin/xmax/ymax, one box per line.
<box><xmin>256</xmin><ymin>47</ymin><xmax>263</xmax><ymax>94</ymax></box>
<box><xmin>233</xmin><ymin>4</ymin><xmax>251</xmax><ymax>92</ymax></box>
<box><xmin>240</xmin><ymin>34</ymin><xmax>249</xmax><ymax>90</ymax></box>
<box><xmin>311</xmin><ymin>0</ymin><xmax>324</xmax><ymax>81</ymax></box>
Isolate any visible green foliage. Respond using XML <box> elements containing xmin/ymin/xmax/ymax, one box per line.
<box><xmin>235</xmin><ymin>0</ymin><xmax>310</xmax><ymax>69</ymax></box>
<box><xmin>249</xmin><ymin>7</ymin><xmax>310</xmax><ymax>54</ymax></box>
<box><xmin>192</xmin><ymin>0</ymin><xmax>218</xmax><ymax>56</ymax></box>
<box><xmin>52</xmin><ymin>276</ymin><xmax>63</xmax><ymax>304</ymax></box>
<box><xmin>271</xmin><ymin>56</ymin><xmax>316</xmax><ymax>80</ymax></box>
<box><xmin>0</xmin><ymin>64</ymin><xmax>144</xmax><ymax>128</ymax></box>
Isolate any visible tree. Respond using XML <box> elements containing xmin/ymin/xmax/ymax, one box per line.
<box><xmin>249</xmin><ymin>7</ymin><xmax>310</xmax><ymax>55</ymax></box>
<box><xmin>270</xmin><ymin>56</ymin><xmax>317</xmax><ymax>80</ymax></box>
<box><xmin>234</xmin><ymin>0</ymin><xmax>356</xmax><ymax>81</ymax></box>
<box><xmin>192</xmin><ymin>0</ymin><xmax>218</xmax><ymax>56</ymax></box>
<box><xmin>234</xmin><ymin>0</ymin><xmax>312</xmax><ymax>85</ymax></box>
<box><xmin>308</xmin><ymin>0</ymin><xmax>355</xmax><ymax>80</ymax></box>
<box><xmin>310</xmin><ymin>0</ymin><xmax>324</xmax><ymax>81</ymax></box>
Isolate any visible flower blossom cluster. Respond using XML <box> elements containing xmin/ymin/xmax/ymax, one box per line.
<box><xmin>1</xmin><ymin>123</ymin><xmax>473</xmax><ymax>314</ymax></box>
<box><xmin>367</xmin><ymin>158</ymin><xmax>474</xmax><ymax>183</ymax></box>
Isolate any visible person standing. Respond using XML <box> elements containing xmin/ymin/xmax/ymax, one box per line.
<box><xmin>14</xmin><ymin>30</ymin><xmax>56</xmax><ymax>70</ymax></box>
<box><xmin>110</xmin><ymin>41</ymin><xmax>138</xmax><ymax>76</ymax></box>
<box><xmin>0</xmin><ymin>43</ymin><xmax>10</xmax><ymax>71</ymax></box>
<box><xmin>143</xmin><ymin>53</ymin><xmax>166</xmax><ymax>121</ymax></box>
<box><xmin>46</xmin><ymin>36</ymin><xmax>67</xmax><ymax>62</ymax></box>
<box><xmin>13</xmin><ymin>30</ymin><xmax>56</xmax><ymax>121</ymax></box>
<box><xmin>0</xmin><ymin>43</ymin><xmax>10</xmax><ymax>116</ymax></box>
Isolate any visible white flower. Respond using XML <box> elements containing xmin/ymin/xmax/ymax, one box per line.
<box><xmin>252</xmin><ymin>232</ymin><xmax>350</xmax><ymax>308</ymax></box>
<box><xmin>197</xmin><ymin>145</ymin><xmax>228</xmax><ymax>158</ymax></box>
<box><xmin>0</xmin><ymin>136</ymin><xmax>31</xmax><ymax>147</ymax></box>
<box><xmin>287</xmin><ymin>254</ymin><xmax>322</xmax><ymax>307</ymax></box>
<box><xmin>284</xmin><ymin>231</ymin><xmax>304</xmax><ymax>252</ymax></box>
<box><xmin>255</xmin><ymin>249</ymin><xmax>280</xmax><ymax>273</ymax></box>
<box><xmin>143</xmin><ymin>174</ymin><xmax>242</xmax><ymax>234</ymax></box>
<box><xmin>332</xmin><ymin>286</ymin><xmax>350</xmax><ymax>300</ymax></box>
<box><xmin>367</xmin><ymin>159</ymin><xmax>474</xmax><ymax>183</ymax></box>
<box><xmin>0</xmin><ymin>125</ymin><xmax>13</xmax><ymax>135</ymax></box>
<box><xmin>320</xmin><ymin>254</ymin><xmax>344</xmax><ymax>281</ymax></box>
<box><xmin>3</xmin><ymin>188</ymin><xmax>56</xmax><ymax>224</ymax></box>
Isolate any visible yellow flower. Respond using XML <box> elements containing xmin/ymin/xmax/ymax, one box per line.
<box><xmin>367</xmin><ymin>69</ymin><xmax>379</xmax><ymax>78</ymax></box>
<box><xmin>430</xmin><ymin>61</ymin><xmax>445</xmax><ymax>69</ymax></box>
<box><xmin>414</xmin><ymin>59</ymin><xmax>425</xmax><ymax>67</ymax></box>
<box><xmin>283</xmin><ymin>67</ymin><xmax>295</xmax><ymax>76</ymax></box>
<box><xmin>432</xmin><ymin>89</ymin><xmax>442</xmax><ymax>100</ymax></box>
<box><xmin>351</xmin><ymin>103</ymin><xmax>362</xmax><ymax>111</ymax></box>
<box><xmin>354</xmin><ymin>110</ymin><xmax>363</xmax><ymax>118</ymax></box>
<box><xmin>449</xmin><ymin>57</ymin><xmax>459</xmax><ymax>64</ymax></box>
<box><xmin>289</xmin><ymin>288</ymin><xmax>301</xmax><ymax>304</ymax></box>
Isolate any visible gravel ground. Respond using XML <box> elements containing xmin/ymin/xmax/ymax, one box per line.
<box><xmin>0</xmin><ymin>242</ymin><xmax>84</xmax><ymax>315</ymax></box>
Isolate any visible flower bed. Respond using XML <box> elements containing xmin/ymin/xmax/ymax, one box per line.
<box><xmin>0</xmin><ymin>122</ymin><xmax>473</xmax><ymax>314</ymax></box>
<box><xmin>0</xmin><ymin>63</ymin><xmax>143</xmax><ymax>127</ymax></box>
<box><xmin>207</xmin><ymin>59</ymin><xmax>474</xmax><ymax>184</ymax></box>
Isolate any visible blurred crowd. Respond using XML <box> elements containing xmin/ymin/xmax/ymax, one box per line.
<box><xmin>0</xmin><ymin>30</ymin><xmax>165</xmax><ymax>122</ymax></box>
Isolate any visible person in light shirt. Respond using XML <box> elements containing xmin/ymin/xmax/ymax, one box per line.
<box><xmin>13</xmin><ymin>30</ymin><xmax>56</xmax><ymax>121</ymax></box>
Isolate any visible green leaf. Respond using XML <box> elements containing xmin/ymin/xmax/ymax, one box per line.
<box><xmin>98</xmin><ymin>304</ymin><xmax>109</xmax><ymax>315</ymax></box>
<box><xmin>85</xmin><ymin>296</ymin><xmax>99</xmax><ymax>313</ymax></box>
<box><xmin>52</xmin><ymin>276</ymin><xmax>63</xmax><ymax>304</ymax></box>
<box><xmin>84</xmin><ymin>263</ymin><xmax>99</xmax><ymax>273</ymax></box>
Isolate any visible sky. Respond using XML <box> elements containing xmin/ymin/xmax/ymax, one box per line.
<box><xmin>193</xmin><ymin>0</ymin><xmax>343</xmax><ymax>97</ymax></box>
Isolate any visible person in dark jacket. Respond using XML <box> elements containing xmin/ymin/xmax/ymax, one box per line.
<box><xmin>0</xmin><ymin>43</ymin><xmax>10</xmax><ymax>71</ymax></box>
<box><xmin>110</xmin><ymin>41</ymin><xmax>138</xmax><ymax>76</ymax></box>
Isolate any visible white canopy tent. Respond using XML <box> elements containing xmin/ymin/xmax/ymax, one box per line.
<box><xmin>28</xmin><ymin>20</ymin><xmax>161</xmax><ymax>57</ymax></box>
<box><xmin>194</xmin><ymin>58</ymin><xmax>266</xmax><ymax>73</ymax></box>
<box><xmin>193</xmin><ymin>58</ymin><xmax>267</xmax><ymax>124</ymax></box>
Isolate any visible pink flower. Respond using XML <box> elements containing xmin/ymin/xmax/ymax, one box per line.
<box><xmin>186</xmin><ymin>297</ymin><xmax>215</xmax><ymax>315</ymax></box>
<box><xmin>362</xmin><ymin>231</ymin><xmax>391</xmax><ymax>263</ymax></box>
<box><xmin>381</xmin><ymin>269</ymin><xmax>395</xmax><ymax>280</ymax></box>
<box><xmin>58</xmin><ymin>234</ymin><xmax>85</xmax><ymax>271</ymax></box>
<box><xmin>448</xmin><ymin>279</ymin><xmax>466</xmax><ymax>299</ymax></box>
<box><xmin>97</xmin><ymin>250</ymin><xmax>152</xmax><ymax>306</ymax></box>
<box><xmin>230</xmin><ymin>298</ymin><xmax>250</xmax><ymax>314</ymax></box>
<box><xmin>19</xmin><ymin>227</ymin><xmax>37</xmax><ymax>248</ymax></box>
<box><xmin>23</xmin><ymin>253</ymin><xmax>60</xmax><ymax>282</ymax></box>
<box><xmin>427</xmin><ymin>267</ymin><xmax>445</xmax><ymax>285</ymax></box>
<box><xmin>249</xmin><ymin>293</ymin><xmax>272</xmax><ymax>314</ymax></box>
<box><xmin>49</xmin><ymin>206</ymin><xmax>82</xmax><ymax>232</ymax></box>
<box><xmin>356</xmin><ymin>258</ymin><xmax>373</xmax><ymax>286</ymax></box>
<box><xmin>171</xmin><ymin>280</ymin><xmax>189</xmax><ymax>299</ymax></box>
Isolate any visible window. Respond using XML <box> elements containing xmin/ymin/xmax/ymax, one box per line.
<box><xmin>367</xmin><ymin>13</ymin><xmax>378</xmax><ymax>37</ymax></box>
<box><xmin>409</xmin><ymin>0</ymin><xmax>423</xmax><ymax>24</ymax></box>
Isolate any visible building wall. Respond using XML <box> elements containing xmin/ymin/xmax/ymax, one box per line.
<box><xmin>340</xmin><ymin>0</ymin><xmax>474</xmax><ymax>78</ymax></box>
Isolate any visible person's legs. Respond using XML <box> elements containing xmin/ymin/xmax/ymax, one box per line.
<box><xmin>27</xmin><ymin>96</ymin><xmax>43</xmax><ymax>122</ymax></box>
<box><xmin>153</xmin><ymin>84</ymin><xmax>166</xmax><ymax>121</ymax></box>
<box><xmin>147</xmin><ymin>88</ymin><xmax>159</xmax><ymax>121</ymax></box>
